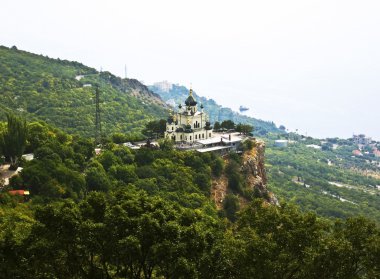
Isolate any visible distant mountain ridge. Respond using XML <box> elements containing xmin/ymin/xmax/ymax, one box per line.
<box><xmin>0</xmin><ymin>45</ymin><xmax>167</xmax><ymax>137</ymax></box>
<box><xmin>149</xmin><ymin>81</ymin><xmax>281</xmax><ymax>135</ymax></box>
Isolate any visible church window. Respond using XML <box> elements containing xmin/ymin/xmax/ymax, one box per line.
<box><xmin>195</xmin><ymin>134</ymin><xmax>197</xmax><ymax>139</ymax></box>
<box><xmin>202</xmin><ymin>134</ymin><xmax>204</xmax><ymax>138</ymax></box>
<box><xmin>190</xmin><ymin>136</ymin><xmax>192</xmax><ymax>141</ymax></box>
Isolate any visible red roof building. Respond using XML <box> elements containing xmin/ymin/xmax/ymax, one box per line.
<box><xmin>8</xmin><ymin>190</ymin><xmax>30</xmax><ymax>196</ymax></box>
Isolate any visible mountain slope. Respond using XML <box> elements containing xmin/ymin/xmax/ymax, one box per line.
<box><xmin>150</xmin><ymin>81</ymin><xmax>380</xmax><ymax>222</ymax></box>
<box><xmin>149</xmin><ymin>81</ymin><xmax>281</xmax><ymax>135</ymax></box>
<box><xmin>0</xmin><ymin>46</ymin><xmax>167</xmax><ymax>137</ymax></box>
<box><xmin>265</xmin><ymin>136</ymin><xmax>380</xmax><ymax>222</ymax></box>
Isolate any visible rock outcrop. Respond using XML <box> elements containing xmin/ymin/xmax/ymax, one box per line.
<box><xmin>241</xmin><ymin>139</ymin><xmax>278</xmax><ymax>205</ymax></box>
<box><xmin>211</xmin><ymin>139</ymin><xmax>278</xmax><ymax>209</ymax></box>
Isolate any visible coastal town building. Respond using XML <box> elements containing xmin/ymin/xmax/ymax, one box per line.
<box><xmin>353</xmin><ymin>134</ymin><xmax>372</xmax><ymax>146</ymax></box>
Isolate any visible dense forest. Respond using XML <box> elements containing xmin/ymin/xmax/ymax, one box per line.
<box><xmin>1</xmin><ymin>46</ymin><xmax>380</xmax><ymax>278</ymax></box>
<box><xmin>150</xmin><ymin>82</ymin><xmax>380</xmax><ymax>222</ymax></box>
<box><xmin>0</xmin><ymin>45</ymin><xmax>166</xmax><ymax>138</ymax></box>
<box><xmin>265</xmin><ymin>134</ymin><xmax>380</xmax><ymax>222</ymax></box>
<box><xmin>0</xmin><ymin>117</ymin><xmax>379</xmax><ymax>278</ymax></box>
<box><xmin>0</xmin><ymin>46</ymin><xmax>281</xmax><ymax>139</ymax></box>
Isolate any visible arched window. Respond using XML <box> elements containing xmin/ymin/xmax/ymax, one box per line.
<box><xmin>195</xmin><ymin>134</ymin><xmax>197</xmax><ymax>139</ymax></box>
<box><xmin>190</xmin><ymin>136</ymin><xmax>192</xmax><ymax>141</ymax></box>
<box><xmin>172</xmin><ymin>126</ymin><xmax>174</xmax><ymax>130</ymax></box>
<box><xmin>202</xmin><ymin>134</ymin><xmax>204</xmax><ymax>138</ymax></box>
<box><xmin>209</xmin><ymin>133</ymin><xmax>211</xmax><ymax>137</ymax></box>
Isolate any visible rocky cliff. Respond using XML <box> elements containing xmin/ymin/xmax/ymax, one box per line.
<box><xmin>241</xmin><ymin>139</ymin><xmax>278</xmax><ymax>205</ymax></box>
<box><xmin>211</xmin><ymin>139</ymin><xmax>278</xmax><ymax>209</ymax></box>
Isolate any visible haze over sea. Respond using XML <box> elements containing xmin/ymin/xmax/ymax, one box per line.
<box><xmin>2</xmin><ymin>0</ymin><xmax>379</xmax><ymax>140</ymax></box>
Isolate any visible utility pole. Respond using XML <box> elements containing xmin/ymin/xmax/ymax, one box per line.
<box><xmin>95</xmin><ymin>85</ymin><xmax>102</xmax><ymax>145</ymax></box>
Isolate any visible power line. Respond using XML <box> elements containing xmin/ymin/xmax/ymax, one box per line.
<box><xmin>95</xmin><ymin>85</ymin><xmax>102</xmax><ymax>145</ymax></box>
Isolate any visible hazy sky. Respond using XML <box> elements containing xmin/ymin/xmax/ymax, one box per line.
<box><xmin>2</xmin><ymin>0</ymin><xmax>380</xmax><ymax>139</ymax></box>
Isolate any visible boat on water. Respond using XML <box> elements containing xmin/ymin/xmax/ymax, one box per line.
<box><xmin>239</xmin><ymin>105</ymin><xmax>249</xmax><ymax>112</ymax></box>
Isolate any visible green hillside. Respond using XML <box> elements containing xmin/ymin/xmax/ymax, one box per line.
<box><xmin>149</xmin><ymin>82</ymin><xmax>281</xmax><ymax>136</ymax></box>
<box><xmin>1</xmin><ymin>46</ymin><xmax>380</xmax><ymax>222</ymax></box>
<box><xmin>266</xmin><ymin>135</ymin><xmax>380</xmax><ymax>222</ymax></box>
<box><xmin>149</xmin><ymin>82</ymin><xmax>380</xmax><ymax>222</ymax></box>
<box><xmin>0</xmin><ymin>46</ymin><xmax>167</xmax><ymax>138</ymax></box>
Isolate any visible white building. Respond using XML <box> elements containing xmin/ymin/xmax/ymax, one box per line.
<box><xmin>165</xmin><ymin>88</ymin><xmax>213</xmax><ymax>143</ymax></box>
<box><xmin>306</xmin><ymin>144</ymin><xmax>322</xmax><ymax>150</ymax></box>
<box><xmin>353</xmin><ymin>134</ymin><xmax>372</xmax><ymax>145</ymax></box>
<box><xmin>274</xmin><ymin>140</ymin><xmax>288</xmax><ymax>147</ymax></box>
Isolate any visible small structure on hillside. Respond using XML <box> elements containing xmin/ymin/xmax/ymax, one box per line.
<box><xmin>306</xmin><ymin>144</ymin><xmax>322</xmax><ymax>150</ymax></box>
<box><xmin>274</xmin><ymin>140</ymin><xmax>288</xmax><ymax>148</ymax></box>
<box><xmin>196</xmin><ymin>132</ymin><xmax>247</xmax><ymax>154</ymax></box>
<box><xmin>353</xmin><ymin>134</ymin><xmax>372</xmax><ymax>146</ymax></box>
<box><xmin>164</xmin><ymin>87</ymin><xmax>247</xmax><ymax>153</ymax></box>
<box><xmin>165</xmin><ymin>87</ymin><xmax>213</xmax><ymax>143</ymax></box>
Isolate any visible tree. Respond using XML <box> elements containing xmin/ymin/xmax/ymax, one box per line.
<box><xmin>85</xmin><ymin>167</ymin><xmax>111</xmax><ymax>192</ymax></box>
<box><xmin>211</xmin><ymin>157</ymin><xmax>224</xmax><ymax>177</ymax></box>
<box><xmin>236</xmin><ymin>123</ymin><xmax>253</xmax><ymax>135</ymax></box>
<box><xmin>1</xmin><ymin>114</ymin><xmax>28</xmax><ymax>170</ymax></box>
<box><xmin>223</xmin><ymin>194</ymin><xmax>240</xmax><ymax>222</ymax></box>
<box><xmin>221</xmin><ymin>120</ymin><xmax>235</xmax><ymax>130</ymax></box>
<box><xmin>213</xmin><ymin>121</ymin><xmax>221</xmax><ymax>131</ymax></box>
<box><xmin>143</xmin><ymin>119</ymin><xmax>167</xmax><ymax>138</ymax></box>
<box><xmin>158</xmin><ymin>138</ymin><xmax>174</xmax><ymax>151</ymax></box>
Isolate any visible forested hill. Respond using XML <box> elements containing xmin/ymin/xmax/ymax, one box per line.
<box><xmin>149</xmin><ymin>82</ymin><xmax>281</xmax><ymax>136</ymax></box>
<box><xmin>0</xmin><ymin>45</ymin><xmax>167</xmax><ymax>137</ymax></box>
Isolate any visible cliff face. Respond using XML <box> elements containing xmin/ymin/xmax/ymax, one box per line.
<box><xmin>211</xmin><ymin>139</ymin><xmax>278</xmax><ymax>209</ymax></box>
<box><xmin>125</xmin><ymin>79</ymin><xmax>167</xmax><ymax>107</ymax></box>
<box><xmin>241</xmin><ymin>140</ymin><xmax>278</xmax><ymax>205</ymax></box>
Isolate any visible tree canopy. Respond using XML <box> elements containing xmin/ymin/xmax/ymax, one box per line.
<box><xmin>0</xmin><ymin>113</ymin><xmax>28</xmax><ymax>169</ymax></box>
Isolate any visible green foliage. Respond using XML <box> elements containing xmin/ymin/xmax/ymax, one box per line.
<box><xmin>109</xmin><ymin>164</ymin><xmax>138</xmax><ymax>184</ymax></box>
<box><xmin>211</xmin><ymin>157</ymin><xmax>224</xmax><ymax>177</ymax></box>
<box><xmin>236</xmin><ymin>123</ymin><xmax>254</xmax><ymax>135</ymax></box>
<box><xmin>158</xmin><ymin>137</ymin><xmax>174</xmax><ymax>151</ymax></box>
<box><xmin>85</xmin><ymin>166</ymin><xmax>111</xmax><ymax>192</ymax></box>
<box><xmin>1</xmin><ymin>122</ymin><xmax>380</xmax><ymax>278</ymax></box>
<box><xmin>0</xmin><ymin>113</ymin><xmax>28</xmax><ymax>169</ymax></box>
<box><xmin>240</xmin><ymin>139</ymin><xmax>255</xmax><ymax>151</ymax></box>
<box><xmin>143</xmin><ymin>119</ymin><xmax>167</xmax><ymax>138</ymax></box>
<box><xmin>1</xmin><ymin>195</ymin><xmax>379</xmax><ymax>278</ymax></box>
<box><xmin>223</xmin><ymin>194</ymin><xmax>240</xmax><ymax>222</ymax></box>
<box><xmin>1</xmin><ymin>90</ymin><xmax>379</xmax><ymax>277</ymax></box>
<box><xmin>225</xmin><ymin>160</ymin><xmax>244</xmax><ymax>194</ymax></box>
<box><xmin>213</xmin><ymin>121</ymin><xmax>221</xmax><ymax>131</ymax></box>
<box><xmin>266</xmin><ymin>141</ymin><xmax>380</xmax><ymax>222</ymax></box>
<box><xmin>221</xmin><ymin>120</ymin><xmax>235</xmax><ymax>130</ymax></box>
<box><xmin>0</xmin><ymin>46</ymin><xmax>166</xmax><ymax>137</ymax></box>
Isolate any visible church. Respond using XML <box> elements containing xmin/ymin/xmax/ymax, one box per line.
<box><xmin>165</xmin><ymin>88</ymin><xmax>213</xmax><ymax>143</ymax></box>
